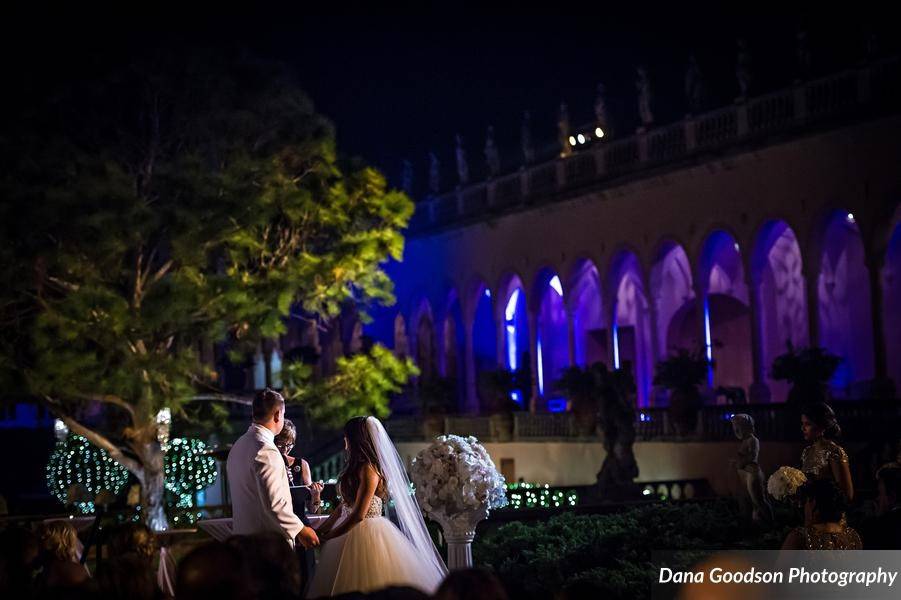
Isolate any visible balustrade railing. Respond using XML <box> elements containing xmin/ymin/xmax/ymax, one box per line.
<box><xmin>410</xmin><ymin>57</ymin><xmax>900</xmax><ymax>233</ymax></box>
<box><xmin>372</xmin><ymin>400</ymin><xmax>898</xmax><ymax>444</ymax></box>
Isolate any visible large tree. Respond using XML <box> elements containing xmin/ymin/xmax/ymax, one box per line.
<box><xmin>0</xmin><ymin>48</ymin><xmax>415</xmax><ymax>529</ymax></box>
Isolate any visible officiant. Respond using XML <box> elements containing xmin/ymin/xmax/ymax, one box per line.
<box><xmin>275</xmin><ymin>419</ymin><xmax>324</xmax><ymax>514</ymax></box>
<box><xmin>275</xmin><ymin>418</ymin><xmax>324</xmax><ymax>590</ymax></box>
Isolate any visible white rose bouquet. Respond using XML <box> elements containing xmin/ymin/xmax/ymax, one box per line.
<box><xmin>766</xmin><ymin>466</ymin><xmax>807</xmax><ymax>501</ymax></box>
<box><xmin>410</xmin><ymin>435</ymin><xmax>508</xmax><ymax>516</ymax></box>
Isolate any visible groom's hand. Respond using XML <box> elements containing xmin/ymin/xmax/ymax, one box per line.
<box><xmin>296</xmin><ymin>526</ymin><xmax>320</xmax><ymax>549</ymax></box>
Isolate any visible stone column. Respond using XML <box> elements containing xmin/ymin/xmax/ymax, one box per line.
<box><xmin>694</xmin><ymin>281</ymin><xmax>714</xmax><ymax>393</ymax></box>
<box><xmin>747</xmin><ymin>272</ymin><xmax>772</xmax><ymax>403</ymax></box>
<box><xmin>804</xmin><ymin>263</ymin><xmax>821</xmax><ymax>348</ymax></box>
<box><xmin>496</xmin><ymin>308</ymin><xmax>507</xmax><ymax>369</ymax></box>
<box><xmin>527</xmin><ymin>308</ymin><xmax>540</xmax><ymax>413</ymax></box>
<box><xmin>867</xmin><ymin>252</ymin><xmax>889</xmax><ymax>381</ymax></box>
<box><xmin>567</xmin><ymin>307</ymin><xmax>577</xmax><ymax>367</ymax></box>
<box><xmin>463</xmin><ymin>317</ymin><xmax>479</xmax><ymax>414</ymax></box>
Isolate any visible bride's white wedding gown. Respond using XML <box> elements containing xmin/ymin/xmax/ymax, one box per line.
<box><xmin>307</xmin><ymin>495</ymin><xmax>445</xmax><ymax>597</ymax></box>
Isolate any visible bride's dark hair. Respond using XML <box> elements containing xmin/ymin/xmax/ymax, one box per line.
<box><xmin>338</xmin><ymin>416</ymin><xmax>388</xmax><ymax>504</ymax></box>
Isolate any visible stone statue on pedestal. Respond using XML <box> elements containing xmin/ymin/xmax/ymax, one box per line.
<box><xmin>866</xmin><ymin>33</ymin><xmax>879</xmax><ymax>61</ymax></box>
<box><xmin>558</xmin><ymin>102</ymin><xmax>572</xmax><ymax>157</ymax></box>
<box><xmin>685</xmin><ymin>54</ymin><xmax>704</xmax><ymax>115</ymax></box>
<box><xmin>484</xmin><ymin>126</ymin><xmax>500</xmax><ymax>178</ymax></box>
<box><xmin>401</xmin><ymin>159</ymin><xmax>413</xmax><ymax>196</ymax></box>
<box><xmin>428</xmin><ymin>152</ymin><xmax>440</xmax><ymax>194</ymax></box>
<box><xmin>736</xmin><ymin>38</ymin><xmax>753</xmax><ymax>99</ymax></box>
<box><xmin>521</xmin><ymin>111</ymin><xmax>535</xmax><ymax>165</ymax></box>
<box><xmin>455</xmin><ymin>134</ymin><xmax>469</xmax><ymax>186</ymax></box>
<box><xmin>796</xmin><ymin>31</ymin><xmax>812</xmax><ymax>81</ymax></box>
<box><xmin>636</xmin><ymin>67</ymin><xmax>654</xmax><ymax>129</ymax></box>
<box><xmin>594</xmin><ymin>83</ymin><xmax>610</xmax><ymax>137</ymax></box>
<box><xmin>731</xmin><ymin>414</ymin><xmax>773</xmax><ymax>522</ymax></box>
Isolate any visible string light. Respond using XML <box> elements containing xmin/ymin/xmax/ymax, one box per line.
<box><xmin>164</xmin><ymin>437</ymin><xmax>218</xmax><ymax>500</ymax></box>
<box><xmin>46</xmin><ymin>435</ymin><xmax>129</xmax><ymax>514</ymax></box>
<box><xmin>165</xmin><ymin>437</ymin><xmax>218</xmax><ymax>525</ymax></box>
<box><xmin>48</xmin><ymin>435</ymin><xmax>218</xmax><ymax>520</ymax></box>
<box><xmin>502</xmin><ymin>482</ymin><xmax>578</xmax><ymax>510</ymax></box>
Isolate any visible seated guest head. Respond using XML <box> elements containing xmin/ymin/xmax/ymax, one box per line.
<box><xmin>800</xmin><ymin>479</ymin><xmax>847</xmax><ymax>525</ymax></box>
<box><xmin>555</xmin><ymin>580</ymin><xmax>606</xmax><ymax>600</ymax></box>
<box><xmin>94</xmin><ymin>553</ymin><xmax>158</xmax><ymax>600</ymax></box>
<box><xmin>107</xmin><ymin>522</ymin><xmax>157</xmax><ymax>563</ymax></box>
<box><xmin>877</xmin><ymin>464</ymin><xmax>901</xmax><ymax>516</ymax></box>
<box><xmin>0</xmin><ymin>526</ymin><xmax>40</xmax><ymax>593</ymax></box>
<box><xmin>38</xmin><ymin>521</ymin><xmax>80</xmax><ymax>564</ymax></box>
<box><xmin>227</xmin><ymin>532</ymin><xmax>302</xmax><ymax>598</ymax></box>
<box><xmin>433</xmin><ymin>568</ymin><xmax>509</xmax><ymax>600</ymax></box>
<box><xmin>368</xmin><ymin>585</ymin><xmax>430</xmax><ymax>600</ymax></box>
<box><xmin>37</xmin><ymin>521</ymin><xmax>89</xmax><ymax>590</ymax></box>
<box><xmin>176</xmin><ymin>541</ymin><xmax>251</xmax><ymax>600</ymax></box>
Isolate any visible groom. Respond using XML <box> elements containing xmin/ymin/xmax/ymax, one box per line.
<box><xmin>227</xmin><ymin>387</ymin><xmax>320</xmax><ymax>555</ymax></box>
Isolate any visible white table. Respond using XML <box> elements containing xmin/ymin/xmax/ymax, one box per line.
<box><xmin>197</xmin><ymin>515</ymin><xmax>328</xmax><ymax>542</ymax></box>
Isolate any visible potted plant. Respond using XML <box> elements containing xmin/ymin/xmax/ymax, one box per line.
<box><xmin>653</xmin><ymin>349</ymin><xmax>711</xmax><ymax>437</ymax></box>
<box><xmin>478</xmin><ymin>369</ymin><xmax>525</xmax><ymax>442</ymax></box>
<box><xmin>418</xmin><ymin>376</ymin><xmax>457</xmax><ymax>438</ymax></box>
<box><xmin>555</xmin><ymin>365</ymin><xmax>601</xmax><ymax>437</ymax></box>
<box><xmin>771</xmin><ymin>343</ymin><xmax>841</xmax><ymax>405</ymax></box>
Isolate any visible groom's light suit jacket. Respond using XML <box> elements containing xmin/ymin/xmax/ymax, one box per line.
<box><xmin>227</xmin><ymin>423</ymin><xmax>305</xmax><ymax>547</ymax></box>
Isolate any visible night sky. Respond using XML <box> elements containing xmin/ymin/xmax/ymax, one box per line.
<box><xmin>5</xmin><ymin>5</ymin><xmax>898</xmax><ymax>197</ymax></box>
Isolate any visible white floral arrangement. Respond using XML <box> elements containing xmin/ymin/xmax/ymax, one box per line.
<box><xmin>766</xmin><ymin>466</ymin><xmax>807</xmax><ymax>501</ymax></box>
<box><xmin>410</xmin><ymin>435</ymin><xmax>508</xmax><ymax>516</ymax></box>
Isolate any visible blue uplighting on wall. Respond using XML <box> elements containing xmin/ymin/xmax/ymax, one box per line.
<box><xmin>505</xmin><ymin>289</ymin><xmax>520</xmax><ymax>370</ymax></box>
<box><xmin>703</xmin><ymin>296</ymin><xmax>714</xmax><ymax>386</ymax></box>
<box><xmin>537</xmin><ymin>337</ymin><xmax>544</xmax><ymax>395</ymax></box>
<box><xmin>547</xmin><ymin>398</ymin><xmax>567</xmax><ymax>413</ymax></box>
<box><xmin>612</xmin><ymin>323</ymin><xmax>620</xmax><ymax>369</ymax></box>
<box><xmin>549</xmin><ymin>275</ymin><xmax>563</xmax><ymax>296</ymax></box>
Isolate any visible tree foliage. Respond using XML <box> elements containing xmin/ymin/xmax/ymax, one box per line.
<box><xmin>0</xmin><ymin>47</ymin><xmax>415</xmax><ymax>526</ymax></box>
<box><xmin>284</xmin><ymin>345</ymin><xmax>418</xmax><ymax>428</ymax></box>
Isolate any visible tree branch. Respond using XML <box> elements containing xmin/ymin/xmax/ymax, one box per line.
<box><xmin>188</xmin><ymin>393</ymin><xmax>252</xmax><ymax>405</ymax></box>
<box><xmin>71</xmin><ymin>393</ymin><xmax>137</xmax><ymax>423</ymax></box>
<box><xmin>41</xmin><ymin>396</ymin><xmax>143</xmax><ymax>475</ymax></box>
<box><xmin>147</xmin><ymin>259</ymin><xmax>173</xmax><ymax>287</ymax></box>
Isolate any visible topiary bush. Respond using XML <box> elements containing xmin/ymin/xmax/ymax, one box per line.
<box><xmin>473</xmin><ymin>500</ymin><xmax>790</xmax><ymax>600</ymax></box>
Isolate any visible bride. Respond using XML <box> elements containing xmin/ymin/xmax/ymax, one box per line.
<box><xmin>307</xmin><ymin>416</ymin><xmax>447</xmax><ymax>597</ymax></box>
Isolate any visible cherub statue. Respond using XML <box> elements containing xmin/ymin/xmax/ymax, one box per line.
<box><xmin>731</xmin><ymin>413</ymin><xmax>773</xmax><ymax>522</ymax></box>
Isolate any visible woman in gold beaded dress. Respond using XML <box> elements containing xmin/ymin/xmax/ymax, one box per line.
<box><xmin>800</xmin><ymin>402</ymin><xmax>853</xmax><ymax>501</ymax></box>
<box><xmin>781</xmin><ymin>479</ymin><xmax>862</xmax><ymax>550</ymax></box>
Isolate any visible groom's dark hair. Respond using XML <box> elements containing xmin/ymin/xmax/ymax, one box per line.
<box><xmin>252</xmin><ymin>388</ymin><xmax>284</xmax><ymax>421</ymax></box>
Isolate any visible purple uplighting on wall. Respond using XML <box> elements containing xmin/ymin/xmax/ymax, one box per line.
<box><xmin>818</xmin><ymin>210</ymin><xmax>875</xmax><ymax>393</ymax></box>
<box><xmin>536</xmin><ymin>270</ymin><xmax>569</xmax><ymax>401</ymax></box>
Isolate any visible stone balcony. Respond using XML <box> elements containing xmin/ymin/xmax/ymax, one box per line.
<box><xmin>382</xmin><ymin>399</ymin><xmax>900</xmax><ymax>444</ymax></box>
<box><xmin>410</xmin><ymin>57</ymin><xmax>901</xmax><ymax>235</ymax></box>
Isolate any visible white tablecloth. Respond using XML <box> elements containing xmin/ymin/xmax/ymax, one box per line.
<box><xmin>197</xmin><ymin>515</ymin><xmax>328</xmax><ymax>542</ymax></box>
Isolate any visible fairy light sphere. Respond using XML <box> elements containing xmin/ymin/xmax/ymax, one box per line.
<box><xmin>46</xmin><ymin>434</ymin><xmax>129</xmax><ymax>514</ymax></box>
<box><xmin>164</xmin><ymin>437</ymin><xmax>218</xmax><ymax>497</ymax></box>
